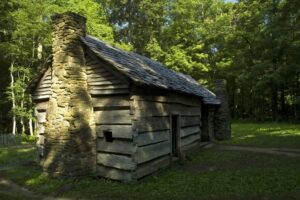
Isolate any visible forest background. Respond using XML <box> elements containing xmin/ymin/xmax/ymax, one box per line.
<box><xmin>0</xmin><ymin>0</ymin><xmax>299</xmax><ymax>135</ymax></box>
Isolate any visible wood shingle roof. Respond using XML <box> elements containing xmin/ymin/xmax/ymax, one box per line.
<box><xmin>82</xmin><ymin>35</ymin><xmax>220</xmax><ymax>105</ymax></box>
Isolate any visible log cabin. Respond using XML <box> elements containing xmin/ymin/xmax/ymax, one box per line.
<box><xmin>29</xmin><ymin>12</ymin><xmax>230</xmax><ymax>181</ymax></box>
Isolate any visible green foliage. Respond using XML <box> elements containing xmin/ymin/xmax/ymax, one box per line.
<box><xmin>21</xmin><ymin>134</ymin><xmax>36</xmax><ymax>143</ymax></box>
<box><xmin>0</xmin><ymin>0</ymin><xmax>300</xmax><ymax>131</ymax></box>
<box><xmin>0</xmin><ymin>0</ymin><xmax>117</xmax><ymax>134</ymax></box>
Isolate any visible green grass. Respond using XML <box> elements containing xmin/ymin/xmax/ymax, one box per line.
<box><xmin>221</xmin><ymin>122</ymin><xmax>300</xmax><ymax>148</ymax></box>
<box><xmin>0</xmin><ymin>145</ymin><xmax>36</xmax><ymax>166</ymax></box>
<box><xmin>1</xmin><ymin>123</ymin><xmax>300</xmax><ymax>199</ymax></box>
<box><xmin>1</xmin><ymin>147</ymin><xmax>300</xmax><ymax>199</ymax></box>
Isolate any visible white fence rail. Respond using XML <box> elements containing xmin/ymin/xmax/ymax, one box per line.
<box><xmin>0</xmin><ymin>134</ymin><xmax>22</xmax><ymax>147</ymax></box>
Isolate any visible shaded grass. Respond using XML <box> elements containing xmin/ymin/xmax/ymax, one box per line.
<box><xmin>1</xmin><ymin>123</ymin><xmax>300</xmax><ymax>199</ymax></box>
<box><xmin>0</xmin><ymin>145</ymin><xmax>36</xmax><ymax>166</ymax></box>
<box><xmin>1</xmin><ymin>146</ymin><xmax>300</xmax><ymax>200</ymax></box>
<box><xmin>221</xmin><ymin>122</ymin><xmax>300</xmax><ymax>148</ymax></box>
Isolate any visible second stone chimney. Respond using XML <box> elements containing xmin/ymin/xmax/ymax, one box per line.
<box><xmin>214</xmin><ymin>79</ymin><xmax>231</xmax><ymax>140</ymax></box>
<box><xmin>43</xmin><ymin>12</ymin><xmax>96</xmax><ymax>176</ymax></box>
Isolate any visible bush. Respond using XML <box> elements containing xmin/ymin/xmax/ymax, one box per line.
<box><xmin>21</xmin><ymin>134</ymin><xmax>36</xmax><ymax>143</ymax></box>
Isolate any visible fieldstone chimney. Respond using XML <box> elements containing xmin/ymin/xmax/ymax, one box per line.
<box><xmin>214</xmin><ymin>79</ymin><xmax>231</xmax><ymax>140</ymax></box>
<box><xmin>42</xmin><ymin>12</ymin><xmax>96</xmax><ymax>176</ymax></box>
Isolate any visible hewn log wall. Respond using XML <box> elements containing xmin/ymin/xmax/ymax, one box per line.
<box><xmin>33</xmin><ymin>68</ymin><xmax>52</xmax><ymax>100</ymax></box>
<box><xmin>86</xmin><ymin>54</ymin><xmax>135</xmax><ymax>181</ymax></box>
<box><xmin>35</xmin><ymin>101</ymin><xmax>48</xmax><ymax>157</ymax></box>
<box><xmin>131</xmin><ymin>92</ymin><xmax>202</xmax><ymax>179</ymax></box>
<box><xmin>33</xmin><ymin>68</ymin><xmax>52</xmax><ymax>157</ymax></box>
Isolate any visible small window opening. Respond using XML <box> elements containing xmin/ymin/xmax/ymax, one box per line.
<box><xmin>103</xmin><ymin>130</ymin><xmax>113</xmax><ymax>142</ymax></box>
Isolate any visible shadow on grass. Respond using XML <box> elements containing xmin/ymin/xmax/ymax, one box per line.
<box><xmin>1</xmin><ymin>145</ymin><xmax>300</xmax><ymax>200</ymax></box>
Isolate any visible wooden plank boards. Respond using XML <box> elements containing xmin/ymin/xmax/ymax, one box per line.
<box><xmin>36</xmin><ymin>112</ymin><xmax>47</xmax><ymax>123</ymax></box>
<box><xmin>181</xmin><ymin>116</ymin><xmax>200</xmax><ymax>127</ymax></box>
<box><xmin>136</xmin><ymin>130</ymin><xmax>169</xmax><ymax>147</ymax></box>
<box><xmin>86</xmin><ymin>68</ymin><xmax>107</xmax><ymax>75</ymax></box>
<box><xmin>97</xmin><ymin>139</ymin><xmax>136</xmax><ymax>155</ymax></box>
<box><xmin>96</xmin><ymin>125</ymin><xmax>133</xmax><ymax>139</ymax></box>
<box><xmin>38</xmin><ymin>83</ymin><xmax>52</xmax><ymax>89</ymax></box>
<box><xmin>136</xmin><ymin>155</ymin><xmax>170</xmax><ymax>179</ymax></box>
<box><xmin>33</xmin><ymin>95</ymin><xmax>50</xmax><ymax>100</ymax></box>
<box><xmin>90</xmin><ymin>89</ymin><xmax>130</xmax><ymax>95</ymax></box>
<box><xmin>136</xmin><ymin>117</ymin><xmax>170</xmax><ymax>133</ymax></box>
<box><xmin>94</xmin><ymin>110</ymin><xmax>131</xmax><ymax>124</ymax></box>
<box><xmin>131</xmin><ymin>94</ymin><xmax>201</xmax><ymax>107</ymax></box>
<box><xmin>35</xmin><ymin>87</ymin><xmax>51</xmax><ymax>93</ymax></box>
<box><xmin>40</xmin><ymin>79</ymin><xmax>52</xmax><ymax>85</ymax></box>
<box><xmin>97</xmin><ymin>153</ymin><xmax>136</xmax><ymax>170</ymax></box>
<box><xmin>135</xmin><ymin>141</ymin><xmax>170</xmax><ymax>164</ymax></box>
<box><xmin>92</xmin><ymin>96</ymin><xmax>130</xmax><ymax>108</ymax></box>
<box><xmin>88</xmin><ymin>79</ymin><xmax>122</xmax><ymax>86</ymax></box>
<box><xmin>133</xmin><ymin>100</ymin><xmax>201</xmax><ymax>117</ymax></box>
<box><xmin>36</xmin><ymin>124</ymin><xmax>45</xmax><ymax>134</ymax></box>
<box><xmin>180</xmin><ymin>126</ymin><xmax>200</xmax><ymax>138</ymax></box>
<box><xmin>87</xmin><ymin>71</ymin><xmax>112</xmax><ymax>78</ymax></box>
<box><xmin>97</xmin><ymin>165</ymin><xmax>134</xmax><ymax>181</ymax></box>
<box><xmin>180</xmin><ymin>133</ymin><xmax>200</xmax><ymax>147</ymax></box>
<box><xmin>90</xmin><ymin>84</ymin><xmax>129</xmax><ymax>90</ymax></box>
<box><xmin>34</xmin><ymin>90</ymin><xmax>52</xmax><ymax>96</ymax></box>
<box><xmin>37</xmin><ymin>135</ymin><xmax>45</xmax><ymax>145</ymax></box>
<box><xmin>35</xmin><ymin>101</ymin><xmax>48</xmax><ymax>111</ymax></box>
<box><xmin>181</xmin><ymin>140</ymin><xmax>200</xmax><ymax>152</ymax></box>
<box><xmin>88</xmin><ymin>76</ymin><xmax>116</xmax><ymax>83</ymax></box>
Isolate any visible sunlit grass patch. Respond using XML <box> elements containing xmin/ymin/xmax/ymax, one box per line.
<box><xmin>222</xmin><ymin>123</ymin><xmax>300</xmax><ymax>148</ymax></box>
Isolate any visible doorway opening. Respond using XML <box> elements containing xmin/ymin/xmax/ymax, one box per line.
<box><xmin>201</xmin><ymin>106</ymin><xmax>210</xmax><ymax>142</ymax></box>
<box><xmin>171</xmin><ymin>115</ymin><xmax>179</xmax><ymax>157</ymax></box>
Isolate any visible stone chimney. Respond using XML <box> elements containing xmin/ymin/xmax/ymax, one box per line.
<box><xmin>42</xmin><ymin>12</ymin><xmax>96</xmax><ymax>176</ymax></box>
<box><xmin>214</xmin><ymin>79</ymin><xmax>231</xmax><ymax>140</ymax></box>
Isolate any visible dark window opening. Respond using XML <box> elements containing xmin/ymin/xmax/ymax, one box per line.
<box><xmin>103</xmin><ymin>130</ymin><xmax>113</xmax><ymax>142</ymax></box>
<box><xmin>171</xmin><ymin>115</ymin><xmax>179</xmax><ymax>157</ymax></box>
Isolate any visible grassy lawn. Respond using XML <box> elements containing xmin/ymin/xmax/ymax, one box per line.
<box><xmin>0</xmin><ymin>123</ymin><xmax>300</xmax><ymax>199</ymax></box>
<box><xmin>222</xmin><ymin>122</ymin><xmax>300</xmax><ymax>148</ymax></box>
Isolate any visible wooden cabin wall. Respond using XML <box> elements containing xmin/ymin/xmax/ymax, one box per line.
<box><xmin>86</xmin><ymin>53</ymin><xmax>136</xmax><ymax>181</ymax></box>
<box><xmin>35</xmin><ymin>101</ymin><xmax>49</xmax><ymax>157</ymax></box>
<box><xmin>33</xmin><ymin>68</ymin><xmax>52</xmax><ymax>157</ymax></box>
<box><xmin>130</xmin><ymin>92</ymin><xmax>202</xmax><ymax>179</ymax></box>
<box><xmin>33</xmin><ymin>68</ymin><xmax>52</xmax><ymax>100</ymax></box>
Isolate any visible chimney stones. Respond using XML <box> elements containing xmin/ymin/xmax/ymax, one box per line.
<box><xmin>214</xmin><ymin>79</ymin><xmax>231</xmax><ymax>140</ymax></box>
<box><xmin>42</xmin><ymin>12</ymin><xmax>96</xmax><ymax>176</ymax></box>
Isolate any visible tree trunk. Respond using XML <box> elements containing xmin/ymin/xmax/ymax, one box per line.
<box><xmin>20</xmin><ymin>73</ymin><xmax>26</xmax><ymax>134</ymax></box>
<box><xmin>10</xmin><ymin>61</ymin><xmax>17</xmax><ymax>135</ymax></box>
<box><xmin>280</xmin><ymin>85</ymin><xmax>285</xmax><ymax>120</ymax></box>
<box><xmin>29</xmin><ymin>118</ymin><xmax>33</xmax><ymax>136</ymax></box>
